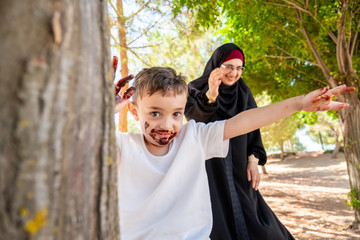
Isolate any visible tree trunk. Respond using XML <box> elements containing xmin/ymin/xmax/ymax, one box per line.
<box><xmin>280</xmin><ymin>142</ymin><xmax>284</xmax><ymax>160</ymax></box>
<box><xmin>318</xmin><ymin>132</ymin><xmax>325</xmax><ymax>151</ymax></box>
<box><xmin>117</xmin><ymin>0</ymin><xmax>129</xmax><ymax>132</ymax></box>
<box><xmin>0</xmin><ymin>1</ymin><xmax>119</xmax><ymax>239</ymax></box>
<box><xmin>298</xmin><ymin>1</ymin><xmax>360</xmax><ymax>224</ymax></box>
<box><xmin>330</xmin><ymin>124</ymin><xmax>341</xmax><ymax>159</ymax></box>
<box><xmin>288</xmin><ymin>139</ymin><xmax>294</xmax><ymax>153</ymax></box>
<box><xmin>335</xmin><ymin>0</ymin><xmax>360</xmax><ymax>225</ymax></box>
<box><xmin>341</xmin><ymin>97</ymin><xmax>360</xmax><ymax>225</ymax></box>
<box><xmin>331</xmin><ymin>139</ymin><xmax>341</xmax><ymax>159</ymax></box>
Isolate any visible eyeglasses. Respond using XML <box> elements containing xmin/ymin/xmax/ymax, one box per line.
<box><xmin>221</xmin><ymin>64</ymin><xmax>245</xmax><ymax>72</ymax></box>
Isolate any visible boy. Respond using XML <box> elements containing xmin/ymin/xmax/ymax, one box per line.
<box><xmin>114</xmin><ymin>67</ymin><xmax>354</xmax><ymax>240</ymax></box>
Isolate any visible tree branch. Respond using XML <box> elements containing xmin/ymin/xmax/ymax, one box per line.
<box><xmin>127</xmin><ymin>8</ymin><xmax>170</xmax><ymax>46</ymax></box>
<box><xmin>339</xmin><ymin>2</ymin><xmax>356</xmax><ymax>78</ymax></box>
<box><xmin>128</xmin><ymin>48</ymin><xmax>151</xmax><ymax>67</ymax></box>
<box><xmin>265</xmin><ymin>23</ymin><xmax>304</xmax><ymax>42</ymax></box>
<box><xmin>108</xmin><ymin>0</ymin><xmax>120</xmax><ymax>17</ymax></box>
<box><xmin>110</xmin><ymin>0</ymin><xmax>152</xmax><ymax>22</ymax></box>
<box><xmin>287</xmin><ymin>66</ymin><xmax>328</xmax><ymax>85</ymax></box>
<box><xmin>265</xmin><ymin>1</ymin><xmax>337</xmax><ymax>43</ymax></box>
<box><xmin>274</xmin><ymin>45</ymin><xmax>319</xmax><ymax>66</ymax></box>
<box><xmin>350</xmin><ymin>18</ymin><xmax>360</xmax><ymax>57</ymax></box>
<box><xmin>264</xmin><ymin>54</ymin><xmax>319</xmax><ymax>67</ymax></box>
<box><xmin>129</xmin><ymin>44</ymin><xmax>162</xmax><ymax>49</ymax></box>
<box><xmin>126</xmin><ymin>0</ymin><xmax>152</xmax><ymax>20</ymax></box>
<box><xmin>110</xmin><ymin>34</ymin><xmax>120</xmax><ymax>46</ymax></box>
<box><xmin>296</xmin><ymin>10</ymin><xmax>335</xmax><ymax>86</ymax></box>
<box><xmin>354</xmin><ymin>6</ymin><xmax>360</xmax><ymax>16</ymax></box>
<box><xmin>265</xmin><ymin>1</ymin><xmax>311</xmax><ymax>14</ymax></box>
<box><xmin>282</xmin><ymin>0</ymin><xmax>312</xmax><ymax>14</ymax></box>
<box><xmin>304</xmin><ymin>0</ymin><xmax>309</xmax><ymax>9</ymax></box>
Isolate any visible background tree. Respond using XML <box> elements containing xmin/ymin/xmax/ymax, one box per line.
<box><xmin>307</xmin><ymin>111</ymin><xmax>344</xmax><ymax>158</ymax></box>
<box><xmin>108</xmin><ymin>0</ymin><xmax>176</xmax><ymax>131</ymax></box>
<box><xmin>113</xmin><ymin>0</ymin><xmax>131</xmax><ymax>132</ymax></box>
<box><xmin>174</xmin><ymin>0</ymin><xmax>360</xmax><ymax>227</ymax></box>
<box><xmin>256</xmin><ymin>92</ymin><xmax>303</xmax><ymax>159</ymax></box>
<box><xmin>108</xmin><ymin>0</ymin><xmax>222</xmax><ymax>131</ymax></box>
<box><xmin>130</xmin><ymin>18</ymin><xmax>220</xmax><ymax>81</ymax></box>
<box><xmin>109</xmin><ymin>0</ymin><xmax>221</xmax><ymax>81</ymax></box>
<box><xmin>0</xmin><ymin>1</ymin><xmax>118</xmax><ymax>239</ymax></box>
<box><xmin>262</xmin><ymin>116</ymin><xmax>300</xmax><ymax>160</ymax></box>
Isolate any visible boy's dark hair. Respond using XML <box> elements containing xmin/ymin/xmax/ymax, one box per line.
<box><xmin>132</xmin><ymin>67</ymin><xmax>188</xmax><ymax>103</ymax></box>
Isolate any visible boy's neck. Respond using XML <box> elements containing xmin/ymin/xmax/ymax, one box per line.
<box><xmin>144</xmin><ymin>137</ymin><xmax>170</xmax><ymax>156</ymax></box>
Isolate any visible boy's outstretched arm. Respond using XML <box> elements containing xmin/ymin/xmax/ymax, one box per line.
<box><xmin>223</xmin><ymin>85</ymin><xmax>355</xmax><ymax>140</ymax></box>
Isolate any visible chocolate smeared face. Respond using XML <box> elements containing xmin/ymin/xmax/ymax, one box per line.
<box><xmin>149</xmin><ymin>129</ymin><xmax>177</xmax><ymax>145</ymax></box>
<box><xmin>129</xmin><ymin>91</ymin><xmax>187</xmax><ymax>154</ymax></box>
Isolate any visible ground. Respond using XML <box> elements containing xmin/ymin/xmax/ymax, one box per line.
<box><xmin>260</xmin><ymin>152</ymin><xmax>360</xmax><ymax>240</ymax></box>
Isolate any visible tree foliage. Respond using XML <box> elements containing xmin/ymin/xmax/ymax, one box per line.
<box><xmin>109</xmin><ymin>0</ymin><xmax>222</xmax><ymax>82</ymax></box>
<box><xmin>307</xmin><ymin>111</ymin><xmax>342</xmax><ymax>146</ymax></box>
<box><xmin>173</xmin><ymin>0</ymin><xmax>360</xmax><ymax>224</ymax></box>
<box><xmin>256</xmin><ymin>93</ymin><xmax>303</xmax><ymax>153</ymax></box>
<box><xmin>174</xmin><ymin>0</ymin><xmax>360</xmax><ymax>96</ymax></box>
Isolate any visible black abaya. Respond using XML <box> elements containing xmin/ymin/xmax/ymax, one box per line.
<box><xmin>185</xmin><ymin>43</ymin><xmax>295</xmax><ymax>240</ymax></box>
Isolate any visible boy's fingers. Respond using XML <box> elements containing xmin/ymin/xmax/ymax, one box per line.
<box><xmin>312</xmin><ymin>85</ymin><xmax>355</xmax><ymax>105</ymax></box>
<box><xmin>115</xmin><ymin>74</ymin><xmax>135</xmax><ymax>96</ymax></box>
<box><xmin>316</xmin><ymin>86</ymin><xmax>329</xmax><ymax>96</ymax></box>
<box><xmin>328</xmin><ymin>85</ymin><xmax>355</xmax><ymax>96</ymax></box>
<box><xmin>116</xmin><ymin>74</ymin><xmax>134</xmax><ymax>89</ymax></box>
<box><xmin>113</xmin><ymin>56</ymin><xmax>118</xmax><ymax>72</ymax></box>
<box><xmin>326</xmin><ymin>101</ymin><xmax>350</xmax><ymax>110</ymax></box>
<box><xmin>122</xmin><ymin>87</ymin><xmax>136</xmax><ymax>100</ymax></box>
<box><xmin>112</xmin><ymin>56</ymin><xmax>119</xmax><ymax>82</ymax></box>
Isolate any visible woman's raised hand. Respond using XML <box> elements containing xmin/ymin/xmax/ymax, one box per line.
<box><xmin>207</xmin><ymin>68</ymin><xmax>223</xmax><ymax>101</ymax></box>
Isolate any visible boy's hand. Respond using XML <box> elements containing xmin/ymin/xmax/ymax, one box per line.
<box><xmin>300</xmin><ymin>84</ymin><xmax>355</xmax><ymax>112</ymax></box>
<box><xmin>113</xmin><ymin>56</ymin><xmax>135</xmax><ymax>113</ymax></box>
<box><xmin>114</xmin><ymin>86</ymin><xmax>135</xmax><ymax>113</ymax></box>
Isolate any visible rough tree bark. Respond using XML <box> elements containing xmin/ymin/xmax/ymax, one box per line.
<box><xmin>298</xmin><ymin>0</ymin><xmax>360</xmax><ymax>225</ymax></box>
<box><xmin>335</xmin><ymin>1</ymin><xmax>360</xmax><ymax>225</ymax></box>
<box><xmin>0</xmin><ymin>0</ymin><xmax>119</xmax><ymax>239</ymax></box>
<box><xmin>340</xmin><ymin>92</ymin><xmax>360</xmax><ymax>226</ymax></box>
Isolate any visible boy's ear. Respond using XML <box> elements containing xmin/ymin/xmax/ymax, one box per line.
<box><xmin>127</xmin><ymin>102</ymin><xmax>139</xmax><ymax>121</ymax></box>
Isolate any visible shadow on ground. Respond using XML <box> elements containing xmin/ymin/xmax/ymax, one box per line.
<box><xmin>260</xmin><ymin>152</ymin><xmax>360</xmax><ymax>240</ymax></box>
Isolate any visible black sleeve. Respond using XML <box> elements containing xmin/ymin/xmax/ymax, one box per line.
<box><xmin>247</xmin><ymin>129</ymin><xmax>267</xmax><ymax>165</ymax></box>
<box><xmin>246</xmin><ymin>93</ymin><xmax>267</xmax><ymax>165</ymax></box>
<box><xmin>185</xmin><ymin>91</ymin><xmax>219</xmax><ymax>123</ymax></box>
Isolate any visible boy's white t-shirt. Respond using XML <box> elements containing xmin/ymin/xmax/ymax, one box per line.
<box><xmin>116</xmin><ymin>120</ymin><xmax>229</xmax><ymax>240</ymax></box>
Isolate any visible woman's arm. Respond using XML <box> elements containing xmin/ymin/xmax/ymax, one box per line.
<box><xmin>184</xmin><ymin>89</ymin><xmax>219</xmax><ymax>122</ymax></box>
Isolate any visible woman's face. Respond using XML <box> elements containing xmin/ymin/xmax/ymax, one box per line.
<box><xmin>219</xmin><ymin>58</ymin><xmax>244</xmax><ymax>86</ymax></box>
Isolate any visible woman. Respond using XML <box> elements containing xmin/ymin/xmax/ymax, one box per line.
<box><xmin>185</xmin><ymin>43</ymin><xmax>294</xmax><ymax>240</ymax></box>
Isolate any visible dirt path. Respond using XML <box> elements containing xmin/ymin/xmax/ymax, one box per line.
<box><xmin>260</xmin><ymin>152</ymin><xmax>360</xmax><ymax>240</ymax></box>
